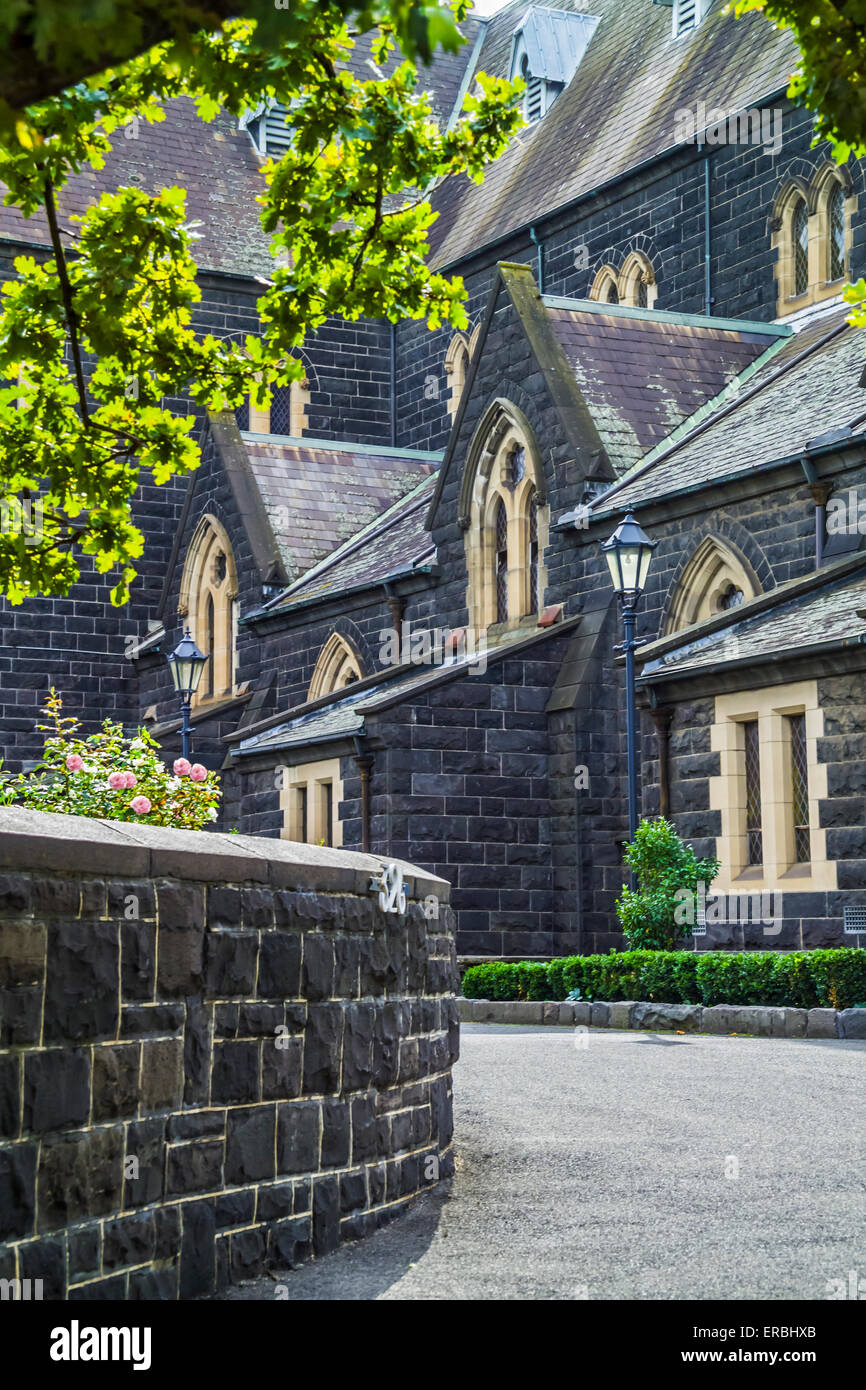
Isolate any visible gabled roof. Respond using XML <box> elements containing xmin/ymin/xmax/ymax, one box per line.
<box><xmin>544</xmin><ymin>296</ymin><xmax>788</xmax><ymax>476</ymax></box>
<box><xmin>260</xmin><ymin>471</ymin><xmax>438</xmax><ymax>614</ymax></box>
<box><xmin>592</xmin><ymin>305</ymin><xmax>866</xmax><ymax>515</ymax></box>
<box><xmin>242</xmin><ymin>434</ymin><xmax>439</xmax><ymax>582</ymax></box>
<box><xmin>639</xmin><ymin>553</ymin><xmax>866</xmax><ymax>680</ymax></box>
<box><xmin>426</xmin><ymin>0</ymin><xmax>797</xmax><ymax>269</ymax></box>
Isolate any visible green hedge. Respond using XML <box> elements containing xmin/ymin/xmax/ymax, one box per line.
<box><xmin>462</xmin><ymin>949</ymin><xmax>866</xmax><ymax>1011</ymax></box>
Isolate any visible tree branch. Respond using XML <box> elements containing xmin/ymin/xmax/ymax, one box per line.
<box><xmin>42</xmin><ymin>174</ymin><xmax>91</xmax><ymax>427</ymax></box>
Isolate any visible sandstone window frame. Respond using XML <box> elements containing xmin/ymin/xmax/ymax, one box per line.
<box><xmin>444</xmin><ymin>323</ymin><xmax>480</xmax><ymax>421</ymax></box>
<box><xmin>589</xmin><ymin>252</ymin><xmax>658</xmax><ymax>309</ymax></box>
<box><xmin>248</xmin><ymin>377</ymin><xmax>310</xmax><ymax>436</ymax></box>
<box><xmin>307</xmin><ymin>632</ymin><xmax>363</xmax><ymax>701</ymax></box>
<box><xmin>461</xmin><ymin>400</ymin><xmax>549</xmax><ymax>633</ymax></box>
<box><xmin>664</xmin><ymin>535</ymin><xmax>760</xmax><ymax>635</ymax></box>
<box><xmin>772</xmin><ymin>166</ymin><xmax>856</xmax><ymax>316</ymax></box>
<box><xmin>280</xmin><ymin>755</ymin><xmax>344</xmax><ymax>847</ymax></box>
<box><xmin>709</xmin><ymin>680</ymin><xmax>835</xmax><ymax>895</ymax></box>
<box><xmin>178</xmin><ymin>513</ymin><xmax>238</xmax><ymax>709</ymax></box>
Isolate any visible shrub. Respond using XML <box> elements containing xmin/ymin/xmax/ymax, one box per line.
<box><xmin>461</xmin><ymin>949</ymin><xmax>866</xmax><ymax>1011</ymax></box>
<box><xmin>0</xmin><ymin>690</ymin><xmax>220</xmax><ymax>831</ymax></box>
<box><xmin>616</xmin><ymin>817</ymin><xmax>720</xmax><ymax>951</ymax></box>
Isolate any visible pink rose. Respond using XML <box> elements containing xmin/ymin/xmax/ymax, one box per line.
<box><xmin>108</xmin><ymin>771</ymin><xmax>126</xmax><ymax>790</ymax></box>
<box><xmin>65</xmin><ymin>754</ymin><xmax>84</xmax><ymax>772</ymax></box>
<box><xmin>124</xmin><ymin>771</ymin><xmax>137</xmax><ymax>789</ymax></box>
<box><xmin>190</xmin><ymin>764</ymin><xmax>207</xmax><ymax>782</ymax></box>
<box><xmin>173</xmin><ymin>757</ymin><xmax>192</xmax><ymax>777</ymax></box>
<box><xmin>130</xmin><ymin>796</ymin><xmax>151</xmax><ymax>815</ymax></box>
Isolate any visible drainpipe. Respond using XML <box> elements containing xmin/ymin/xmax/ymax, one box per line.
<box><xmin>390</xmin><ymin>322</ymin><xmax>397</xmax><ymax>448</ymax></box>
<box><xmin>382</xmin><ymin>580</ymin><xmax>406</xmax><ymax>649</ymax></box>
<box><xmin>353</xmin><ymin>736</ymin><xmax>374</xmax><ymax>853</ymax></box>
<box><xmin>800</xmin><ymin>454</ymin><xmax>832</xmax><ymax>569</ymax></box>
<box><xmin>698</xmin><ymin>143</ymin><xmax>712</xmax><ymax>316</ymax></box>
<box><xmin>648</xmin><ymin>700</ymin><xmax>673</xmax><ymax>818</ymax></box>
<box><xmin>529</xmin><ymin>225</ymin><xmax>544</xmax><ymax>292</ymax></box>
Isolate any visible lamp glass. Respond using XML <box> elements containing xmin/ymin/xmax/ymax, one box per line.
<box><xmin>601</xmin><ymin>513</ymin><xmax>656</xmax><ymax>598</ymax></box>
<box><xmin>167</xmin><ymin>628</ymin><xmax>208</xmax><ymax>701</ymax></box>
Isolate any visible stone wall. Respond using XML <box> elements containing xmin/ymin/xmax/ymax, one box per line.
<box><xmin>0</xmin><ymin>807</ymin><xmax>456</xmax><ymax>1300</ymax></box>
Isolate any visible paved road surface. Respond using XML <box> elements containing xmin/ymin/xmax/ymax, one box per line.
<box><xmin>219</xmin><ymin>1024</ymin><xmax>865</xmax><ymax>1300</ymax></box>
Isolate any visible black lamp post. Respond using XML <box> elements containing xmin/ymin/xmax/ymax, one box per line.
<box><xmin>167</xmin><ymin>627</ymin><xmax>209</xmax><ymax>762</ymax></box>
<box><xmin>601</xmin><ymin>513</ymin><xmax>657</xmax><ymax>843</ymax></box>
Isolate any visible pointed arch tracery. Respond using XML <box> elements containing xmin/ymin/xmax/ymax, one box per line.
<box><xmin>178</xmin><ymin>514</ymin><xmax>239</xmax><ymax>707</ymax></box>
<box><xmin>664</xmin><ymin>535</ymin><xmax>761</xmax><ymax>635</ymax></box>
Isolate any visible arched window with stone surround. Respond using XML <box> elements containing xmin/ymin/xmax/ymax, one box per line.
<box><xmin>619</xmin><ymin>251</ymin><xmax>658</xmax><ymax>309</ymax></box>
<box><xmin>665</xmin><ymin>536</ymin><xmax>760</xmax><ymax>635</ymax></box>
<box><xmin>444</xmin><ymin>323</ymin><xmax>480</xmax><ymax>422</ymax></box>
<box><xmin>772</xmin><ymin>168</ymin><xmax>856</xmax><ymax>315</ymax></box>
<box><xmin>461</xmin><ymin>399</ymin><xmax>550</xmax><ymax>632</ymax></box>
<box><xmin>590</xmin><ymin>265</ymin><xmax>620</xmax><ymax>305</ymax></box>
<box><xmin>178</xmin><ymin>514</ymin><xmax>239</xmax><ymax>707</ymax></box>
<box><xmin>307</xmin><ymin>632</ymin><xmax>363</xmax><ymax>701</ymax></box>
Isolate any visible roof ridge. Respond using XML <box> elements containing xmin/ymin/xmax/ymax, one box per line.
<box><xmin>542</xmin><ymin>294</ymin><xmax>792</xmax><ymax>339</ymax></box>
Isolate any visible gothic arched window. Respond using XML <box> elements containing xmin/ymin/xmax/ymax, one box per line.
<box><xmin>178</xmin><ymin>515</ymin><xmax>238</xmax><ymax>707</ymax></box>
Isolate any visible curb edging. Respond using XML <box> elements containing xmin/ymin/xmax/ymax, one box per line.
<box><xmin>458</xmin><ymin>998</ymin><xmax>866</xmax><ymax>1039</ymax></box>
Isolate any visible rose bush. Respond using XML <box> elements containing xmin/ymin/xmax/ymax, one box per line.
<box><xmin>0</xmin><ymin>690</ymin><xmax>220</xmax><ymax>830</ymax></box>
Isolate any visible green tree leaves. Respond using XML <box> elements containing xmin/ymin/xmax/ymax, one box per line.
<box><xmin>0</xmin><ymin>9</ymin><xmax>522</xmax><ymax>603</ymax></box>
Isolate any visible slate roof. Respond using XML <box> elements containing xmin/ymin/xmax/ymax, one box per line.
<box><xmin>544</xmin><ymin>297</ymin><xmax>787</xmax><ymax>476</ymax></box>
<box><xmin>0</xmin><ymin>98</ymin><xmax>274</xmax><ymax>279</ymax></box>
<box><xmin>594</xmin><ymin>305</ymin><xmax>866</xmax><ymax>513</ymax></box>
<box><xmin>640</xmin><ymin>562</ymin><xmax>866</xmax><ymax>679</ymax></box>
<box><xmin>236</xmin><ymin>615</ymin><xmax>578</xmax><ymax>756</ymax></box>
<box><xmin>265</xmin><ymin>472</ymin><xmax>438</xmax><ymax>612</ymax></box>
<box><xmin>426</xmin><ymin>0</ymin><xmax>797</xmax><ymax>268</ymax></box>
<box><xmin>0</xmin><ymin>20</ymin><xmax>484</xmax><ymax>278</ymax></box>
<box><xmin>242</xmin><ymin>435</ymin><xmax>439</xmax><ymax>582</ymax></box>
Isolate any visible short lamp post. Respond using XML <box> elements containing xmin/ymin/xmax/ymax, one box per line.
<box><xmin>167</xmin><ymin>627</ymin><xmax>209</xmax><ymax>763</ymax></box>
<box><xmin>601</xmin><ymin>513</ymin><xmax>657</xmax><ymax>845</ymax></box>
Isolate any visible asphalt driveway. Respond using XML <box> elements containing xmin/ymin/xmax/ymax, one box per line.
<box><xmin>219</xmin><ymin>1024</ymin><xmax>866</xmax><ymax>1300</ymax></box>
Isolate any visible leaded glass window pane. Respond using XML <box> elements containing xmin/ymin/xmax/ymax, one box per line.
<box><xmin>793</xmin><ymin>200</ymin><xmax>809</xmax><ymax>296</ymax></box>
<box><xmin>830</xmin><ymin>184</ymin><xmax>846</xmax><ymax>281</ymax></box>
<box><xmin>528</xmin><ymin>490</ymin><xmax>539</xmax><ymax>614</ymax></box>
<box><xmin>744</xmin><ymin>720</ymin><xmax>762</xmax><ymax>866</ymax></box>
<box><xmin>637</xmin><ymin>279</ymin><xmax>648</xmax><ymax>309</ymax></box>
<box><xmin>607</xmin><ymin>281</ymin><xmax>619</xmax><ymax>304</ymax></box>
<box><xmin>270</xmin><ymin>386</ymin><xmax>295</xmax><ymax>436</ymax></box>
<box><xmin>789</xmin><ymin>713</ymin><xmax>810</xmax><ymax>864</ymax></box>
<box><xmin>495</xmin><ymin>499</ymin><xmax>508</xmax><ymax>624</ymax></box>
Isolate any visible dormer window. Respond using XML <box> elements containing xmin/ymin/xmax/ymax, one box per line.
<box><xmin>510</xmin><ymin>6</ymin><xmax>600</xmax><ymax>126</ymax></box>
<box><xmin>240</xmin><ymin>100</ymin><xmax>292</xmax><ymax>159</ymax></box>
<box><xmin>673</xmin><ymin>0</ymin><xmax>707</xmax><ymax>37</ymax></box>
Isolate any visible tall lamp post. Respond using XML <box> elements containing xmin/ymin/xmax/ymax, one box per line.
<box><xmin>167</xmin><ymin>627</ymin><xmax>209</xmax><ymax>763</ymax></box>
<box><xmin>601</xmin><ymin>513</ymin><xmax>657</xmax><ymax>844</ymax></box>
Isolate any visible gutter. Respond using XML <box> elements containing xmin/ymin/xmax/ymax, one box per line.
<box><xmin>638</xmin><ymin>632</ymin><xmax>866</xmax><ymax>687</ymax></box>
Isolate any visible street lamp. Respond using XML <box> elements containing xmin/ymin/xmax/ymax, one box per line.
<box><xmin>166</xmin><ymin>627</ymin><xmax>209</xmax><ymax>762</ymax></box>
<box><xmin>601</xmin><ymin>513</ymin><xmax>657</xmax><ymax>843</ymax></box>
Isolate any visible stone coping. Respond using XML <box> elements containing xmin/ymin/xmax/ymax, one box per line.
<box><xmin>0</xmin><ymin>806</ymin><xmax>450</xmax><ymax>902</ymax></box>
<box><xmin>458</xmin><ymin>997</ymin><xmax>866</xmax><ymax>1040</ymax></box>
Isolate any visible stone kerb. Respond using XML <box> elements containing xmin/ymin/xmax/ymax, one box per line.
<box><xmin>458</xmin><ymin>997</ymin><xmax>862</xmax><ymax>1039</ymax></box>
<box><xmin>0</xmin><ymin>807</ymin><xmax>456</xmax><ymax>1300</ymax></box>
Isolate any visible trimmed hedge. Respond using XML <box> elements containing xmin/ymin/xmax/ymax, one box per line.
<box><xmin>462</xmin><ymin>949</ymin><xmax>866</xmax><ymax>1011</ymax></box>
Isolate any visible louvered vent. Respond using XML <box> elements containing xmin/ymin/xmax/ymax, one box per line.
<box><xmin>676</xmin><ymin>0</ymin><xmax>697</xmax><ymax>34</ymax></box>
<box><xmin>261</xmin><ymin>103</ymin><xmax>292</xmax><ymax>158</ymax></box>
<box><xmin>525</xmin><ymin>74</ymin><xmax>545</xmax><ymax>124</ymax></box>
